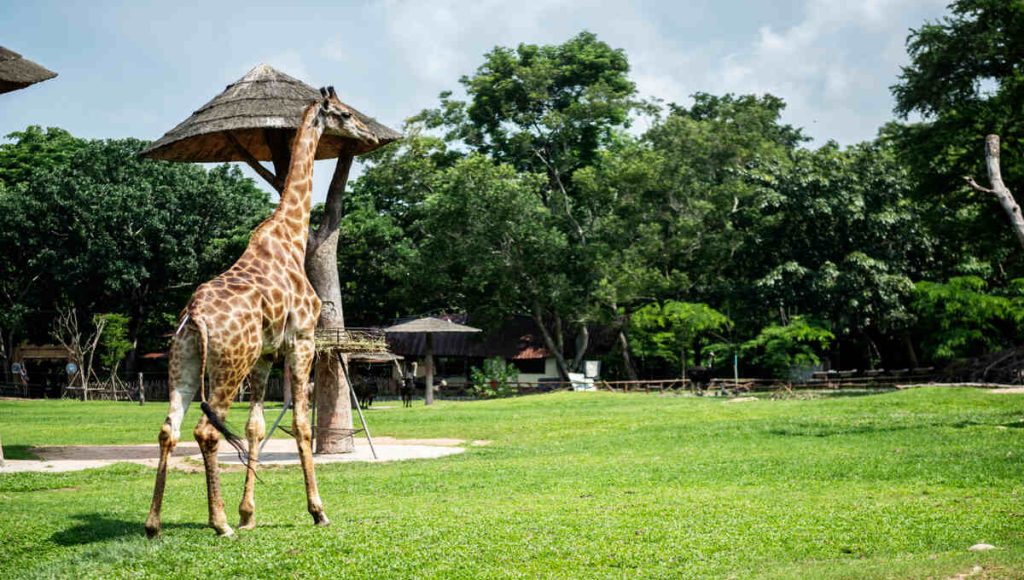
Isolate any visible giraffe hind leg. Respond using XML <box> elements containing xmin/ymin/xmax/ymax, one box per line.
<box><xmin>195</xmin><ymin>373</ymin><xmax>246</xmax><ymax>537</ymax></box>
<box><xmin>238</xmin><ymin>357</ymin><xmax>272</xmax><ymax>530</ymax></box>
<box><xmin>145</xmin><ymin>329</ymin><xmax>200</xmax><ymax>538</ymax></box>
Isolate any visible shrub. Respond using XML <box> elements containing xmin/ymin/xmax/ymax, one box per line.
<box><xmin>471</xmin><ymin>357</ymin><xmax>519</xmax><ymax>398</ymax></box>
<box><xmin>742</xmin><ymin>317</ymin><xmax>834</xmax><ymax>380</ymax></box>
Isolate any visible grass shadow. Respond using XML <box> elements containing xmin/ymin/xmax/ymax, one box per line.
<box><xmin>50</xmin><ymin>513</ymin><xmax>206</xmax><ymax>546</ymax></box>
<box><xmin>50</xmin><ymin>513</ymin><xmax>300</xmax><ymax>545</ymax></box>
<box><xmin>768</xmin><ymin>423</ymin><xmax>917</xmax><ymax>437</ymax></box>
<box><xmin>2</xmin><ymin>444</ymin><xmax>40</xmax><ymax>460</ymax></box>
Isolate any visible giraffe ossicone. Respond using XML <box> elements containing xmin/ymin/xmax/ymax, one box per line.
<box><xmin>145</xmin><ymin>88</ymin><xmax>375</xmax><ymax>538</ymax></box>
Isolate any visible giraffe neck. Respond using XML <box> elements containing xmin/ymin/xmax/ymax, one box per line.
<box><xmin>272</xmin><ymin>102</ymin><xmax>323</xmax><ymax>254</ymax></box>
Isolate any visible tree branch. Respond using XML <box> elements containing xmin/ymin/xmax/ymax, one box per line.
<box><xmin>967</xmin><ymin>134</ymin><xmax>1024</xmax><ymax>250</ymax></box>
<box><xmin>226</xmin><ymin>133</ymin><xmax>284</xmax><ymax>192</ymax></box>
<box><xmin>963</xmin><ymin>175</ymin><xmax>995</xmax><ymax>194</ymax></box>
<box><xmin>311</xmin><ymin>152</ymin><xmax>354</xmax><ymax>249</ymax></box>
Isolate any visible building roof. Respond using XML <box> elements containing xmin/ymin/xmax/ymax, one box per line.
<box><xmin>0</xmin><ymin>47</ymin><xmax>57</xmax><ymax>94</ymax></box>
<box><xmin>387</xmin><ymin>315</ymin><xmax>551</xmax><ymax>360</ymax></box>
<box><xmin>141</xmin><ymin>64</ymin><xmax>401</xmax><ymax>162</ymax></box>
<box><xmin>384</xmin><ymin>316</ymin><xmax>481</xmax><ymax>334</ymax></box>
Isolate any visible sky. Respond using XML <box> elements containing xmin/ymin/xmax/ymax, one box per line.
<box><xmin>0</xmin><ymin>0</ymin><xmax>950</xmax><ymax>202</ymax></box>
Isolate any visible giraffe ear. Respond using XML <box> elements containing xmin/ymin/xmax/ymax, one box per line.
<box><xmin>328</xmin><ymin>86</ymin><xmax>337</xmax><ymax>99</ymax></box>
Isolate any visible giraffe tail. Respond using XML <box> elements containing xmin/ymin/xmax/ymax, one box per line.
<box><xmin>200</xmin><ymin>401</ymin><xmax>250</xmax><ymax>466</ymax></box>
<box><xmin>190</xmin><ymin>314</ymin><xmax>251</xmax><ymax>467</ymax></box>
<box><xmin>192</xmin><ymin>315</ymin><xmax>209</xmax><ymax>404</ymax></box>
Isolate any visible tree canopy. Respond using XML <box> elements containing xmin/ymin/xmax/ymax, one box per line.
<box><xmin>6</xmin><ymin>2</ymin><xmax>1024</xmax><ymax>382</ymax></box>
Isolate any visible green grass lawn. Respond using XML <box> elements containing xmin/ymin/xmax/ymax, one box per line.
<box><xmin>1</xmin><ymin>388</ymin><xmax>1022</xmax><ymax>578</ymax></box>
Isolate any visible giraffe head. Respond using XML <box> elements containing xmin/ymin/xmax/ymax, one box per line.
<box><xmin>317</xmin><ymin>86</ymin><xmax>378</xmax><ymax>146</ymax></box>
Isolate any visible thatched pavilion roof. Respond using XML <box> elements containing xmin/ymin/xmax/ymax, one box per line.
<box><xmin>141</xmin><ymin>64</ymin><xmax>401</xmax><ymax>162</ymax></box>
<box><xmin>384</xmin><ymin>317</ymin><xmax>482</xmax><ymax>334</ymax></box>
<box><xmin>0</xmin><ymin>47</ymin><xmax>57</xmax><ymax>94</ymax></box>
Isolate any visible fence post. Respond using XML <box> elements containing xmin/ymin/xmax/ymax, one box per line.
<box><xmin>138</xmin><ymin>373</ymin><xmax>145</xmax><ymax>406</ymax></box>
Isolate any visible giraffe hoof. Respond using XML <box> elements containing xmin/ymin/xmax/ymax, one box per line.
<box><xmin>215</xmin><ymin>525</ymin><xmax>235</xmax><ymax>538</ymax></box>
<box><xmin>313</xmin><ymin>513</ymin><xmax>331</xmax><ymax>527</ymax></box>
<box><xmin>144</xmin><ymin>523</ymin><xmax>161</xmax><ymax>539</ymax></box>
<box><xmin>238</xmin><ymin>517</ymin><xmax>255</xmax><ymax>530</ymax></box>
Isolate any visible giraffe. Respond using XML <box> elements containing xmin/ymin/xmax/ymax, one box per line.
<box><xmin>145</xmin><ymin>87</ymin><xmax>377</xmax><ymax>538</ymax></box>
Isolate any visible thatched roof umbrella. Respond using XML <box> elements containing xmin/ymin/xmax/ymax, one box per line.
<box><xmin>142</xmin><ymin>63</ymin><xmax>400</xmax><ymax>453</ymax></box>
<box><xmin>385</xmin><ymin>317</ymin><xmax>482</xmax><ymax>405</ymax></box>
<box><xmin>141</xmin><ymin>64</ymin><xmax>400</xmax><ymax>186</ymax></box>
<box><xmin>0</xmin><ymin>47</ymin><xmax>57</xmax><ymax>94</ymax></box>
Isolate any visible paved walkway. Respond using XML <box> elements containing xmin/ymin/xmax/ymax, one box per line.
<box><xmin>0</xmin><ymin>437</ymin><xmax>468</xmax><ymax>474</ymax></box>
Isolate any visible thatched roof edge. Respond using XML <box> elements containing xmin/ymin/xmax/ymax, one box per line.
<box><xmin>140</xmin><ymin>63</ymin><xmax>401</xmax><ymax>162</ymax></box>
<box><xmin>0</xmin><ymin>46</ymin><xmax>57</xmax><ymax>94</ymax></box>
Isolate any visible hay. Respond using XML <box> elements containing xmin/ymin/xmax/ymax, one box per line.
<box><xmin>315</xmin><ymin>327</ymin><xmax>389</xmax><ymax>355</ymax></box>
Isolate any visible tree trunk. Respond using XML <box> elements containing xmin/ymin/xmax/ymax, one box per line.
<box><xmin>617</xmin><ymin>330</ymin><xmax>639</xmax><ymax>381</ymax></box>
<box><xmin>123</xmin><ymin>286</ymin><xmax>147</xmax><ymax>376</ymax></box>
<box><xmin>966</xmin><ymin>134</ymin><xmax>1024</xmax><ymax>249</ymax></box>
<box><xmin>903</xmin><ymin>334</ymin><xmax>919</xmax><ymax>369</ymax></box>
<box><xmin>532</xmin><ymin>303</ymin><xmax>571</xmax><ymax>381</ymax></box>
<box><xmin>307</xmin><ymin>154</ymin><xmax>355</xmax><ymax>454</ymax></box>
<box><xmin>424</xmin><ymin>333</ymin><xmax>435</xmax><ymax>405</ymax></box>
<box><xmin>570</xmin><ymin>324</ymin><xmax>589</xmax><ymax>372</ymax></box>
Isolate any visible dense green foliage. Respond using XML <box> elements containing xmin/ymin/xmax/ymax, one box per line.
<box><xmin>4</xmin><ymin>2</ymin><xmax>1024</xmax><ymax>380</ymax></box>
<box><xmin>0</xmin><ymin>129</ymin><xmax>271</xmax><ymax>376</ymax></box>
<box><xmin>742</xmin><ymin>317</ymin><xmax>836</xmax><ymax>380</ymax></box>
<box><xmin>911</xmin><ymin>276</ymin><xmax>1024</xmax><ymax>360</ymax></box>
<box><xmin>629</xmin><ymin>301</ymin><xmax>731</xmax><ymax>376</ymax></box>
<box><xmin>338</xmin><ymin>5</ymin><xmax>1024</xmax><ymax>378</ymax></box>
<box><xmin>890</xmin><ymin>0</ymin><xmax>1024</xmax><ymax>281</ymax></box>
<box><xmin>1</xmin><ymin>390</ymin><xmax>1023</xmax><ymax>577</ymax></box>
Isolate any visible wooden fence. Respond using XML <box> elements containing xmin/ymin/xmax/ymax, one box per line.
<box><xmin>1</xmin><ymin>367</ymin><xmax>950</xmax><ymax>402</ymax></box>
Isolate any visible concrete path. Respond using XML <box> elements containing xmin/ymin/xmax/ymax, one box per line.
<box><xmin>0</xmin><ymin>437</ymin><xmax>467</xmax><ymax>474</ymax></box>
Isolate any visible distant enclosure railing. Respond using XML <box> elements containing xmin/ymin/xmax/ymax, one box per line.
<box><xmin>0</xmin><ymin>367</ymin><xmax>951</xmax><ymax>402</ymax></box>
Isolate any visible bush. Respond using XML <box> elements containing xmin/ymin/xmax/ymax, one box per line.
<box><xmin>470</xmin><ymin>357</ymin><xmax>519</xmax><ymax>398</ymax></box>
<box><xmin>742</xmin><ymin>317</ymin><xmax>834</xmax><ymax>380</ymax></box>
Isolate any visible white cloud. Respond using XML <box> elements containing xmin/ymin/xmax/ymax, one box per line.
<box><xmin>692</xmin><ymin>0</ymin><xmax>948</xmax><ymax>143</ymax></box>
<box><xmin>376</xmin><ymin>0</ymin><xmax>949</xmax><ymax>145</ymax></box>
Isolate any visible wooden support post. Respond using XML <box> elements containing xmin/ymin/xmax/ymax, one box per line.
<box><xmin>309</xmin><ymin>153</ymin><xmax>356</xmax><ymax>453</ymax></box>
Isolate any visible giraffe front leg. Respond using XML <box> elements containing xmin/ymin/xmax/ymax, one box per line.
<box><xmin>289</xmin><ymin>338</ymin><xmax>330</xmax><ymax>526</ymax></box>
<box><xmin>239</xmin><ymin>358</ymin><xmax>271</xmax><ymax>530</ymax></box>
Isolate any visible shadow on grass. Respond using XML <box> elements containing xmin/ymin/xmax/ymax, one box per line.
<box><xmin>51</xmin><ymin>513</ymin><xmax>299</xmax><ymax>545</ymax></box>
<box><xmin>770</xmin><ymin>415</ymin><xmax>1019</xmax><ymax>437</ymax></box>
<box><xmin>50</xmin><ymin>513</ymin><xmax>204</xmax><ymax>545</ymax></box>
<box><xmin>3</xmin><ymin>445</ymin><xmax>39</xmax><ymax>460</ymax></box>
<box><xmin>768</xmin><ymin>423</ymin><xmax>917</xmax><ymax>437</ymax></box>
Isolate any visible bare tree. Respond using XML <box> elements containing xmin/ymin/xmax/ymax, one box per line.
<box><xmin>965</xmin><ymin>134</ymin><xmax>1024</xmax><ymax>250</ymax></box>
<box><xmin>51</xmin><ymin>306</ymin><xmax>106</xmax><ymax>400</ymax></box>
